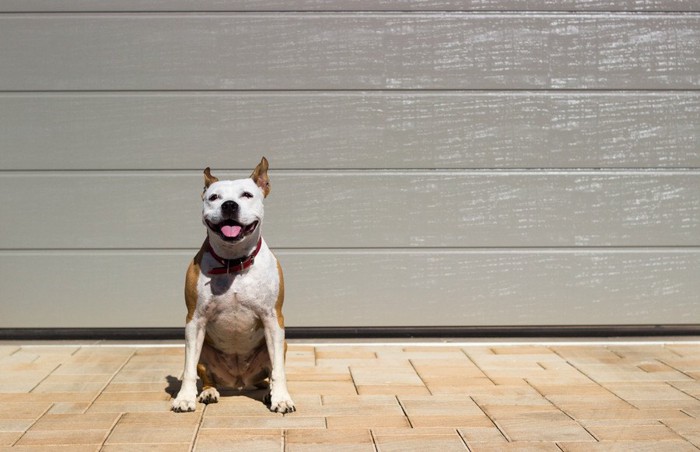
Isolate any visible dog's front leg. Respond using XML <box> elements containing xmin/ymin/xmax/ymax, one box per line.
<box><xmin>172</xmin><ymin>317</ymin><xmax>206</xmax><ymax>412</ymax></box>
<box><xmin>262</xmin><ymin>315</ymin><xmax>295</xmax><ymax>414</ymax></box>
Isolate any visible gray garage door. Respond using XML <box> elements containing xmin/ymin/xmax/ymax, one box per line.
<box><xmin>1</xmin><ymin>1</ymin><xmax>698</xmax><ymax>330</ymax></box>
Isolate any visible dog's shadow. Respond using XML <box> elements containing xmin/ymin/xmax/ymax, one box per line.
<box><xmin>165</xmin><ymin>375</ymin><xmax>270</xmax><ymax>408</ymax></box>
<box><xmin>165</xmin><ymin>375</ymin><xmax>181</xmax><ymax>398</ymax></box>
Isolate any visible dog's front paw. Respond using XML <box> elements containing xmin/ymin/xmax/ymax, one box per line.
<box><xmin>172</xmin><ymin>388</ymin><xmax>197</xmax><ymax>412</ymax></box>
<box><xmin>266</xmin><ymin>392</ymin><xmax>296</xmax><ymax>414</ymax></box>
<box><xmin>198</xmin><ymin>387</ymin><xmax>220</xmax><ymax>404</ymax></box>
<box><xmin>171</xmin><ymin>396</ymin><xmax>196</xmax><ymax>412</ymax></box>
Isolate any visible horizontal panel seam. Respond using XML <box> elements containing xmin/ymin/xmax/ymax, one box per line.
<box><xmin>2</xmin><ymin>169</ymin><xmax>700</xmax><ymax>175</ymax></box>
<box><xmin>2</xmin><ymin>247</ymin><xmax>700</xmax><ymax>254</ymax></box>
<box><xmin>2</xmin><ymin>11</ymin><xmax>700</xmax><ymax>17</ymax></box>
<box><xmin>2</xmin><ymin>89</ymin><xmax>700</xmax><ymax>95</ymax></box>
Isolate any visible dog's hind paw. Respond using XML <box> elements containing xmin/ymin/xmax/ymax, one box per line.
<box><xmin>198</xmin><ymin>387</ymin><xmax>220</xmax><ymax>404</ymax></box>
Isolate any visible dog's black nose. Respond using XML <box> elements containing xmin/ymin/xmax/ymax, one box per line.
<box><xmin>221</xmin><ymin>201</ymin><xmax>238</xmax><ymax>214</ymax></box>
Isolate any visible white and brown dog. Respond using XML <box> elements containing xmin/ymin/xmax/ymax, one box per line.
<box><xmin>172</xmin><ymin>157</ymin><xmax>295</xmax><ymax>414</ymax></box>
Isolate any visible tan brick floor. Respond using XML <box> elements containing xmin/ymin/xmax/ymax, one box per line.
<box><xmin>0</xmin><ymin>339</ymin><xmax>699</xmax><ymax>451</ymax></box>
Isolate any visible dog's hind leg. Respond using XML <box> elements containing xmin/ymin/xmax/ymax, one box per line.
<box><xmin>241</xmin><ymin>343</ymin><xmax>271</xmax><ymax>391</ymax></box>
<box><xmin>196</xmin><ymin>362</ymin><xmax>220</xmax><ymax>404</ymax></box>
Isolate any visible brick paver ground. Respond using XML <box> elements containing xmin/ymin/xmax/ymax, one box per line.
<box><xmin>0</xmin><ymin>340</ymin><xmax>698</xmax><ymax>451</ymax></box>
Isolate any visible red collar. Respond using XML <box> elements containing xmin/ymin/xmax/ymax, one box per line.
<box><xmin>207</xmin><ymin>238</ymin><xmax>263</xmax><ymax>275</ymax></box>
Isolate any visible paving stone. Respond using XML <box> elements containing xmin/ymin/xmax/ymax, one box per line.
<box><xmin>326</xmin><ymin>415</ymin><xmax>410</xmax><ymax>429</ymax></box>
<box><xmin>102</xmin><ymin>444</ymin><xmax>190</xmax><ymax>452</ymax></box>
<box><xmin>321</xmin><ymin>394</ymin><xmax>398</xmax><ymax>406</ymax></box>
<box><xmin>105</xmin><ymin>424</ymin><xmax>196</xmax><ymax>444</ymax></box>
<box><xmin>315</xmin><ymin>348</ymin><xmax>377</xmax><ymax>360</ymax></box>
<box><xmin>301</xmin><ymin>403</ymin><xmax>405</xmax><ymax>417</ymax></box>
<box><xmin>0</xmin><ymin>431</ymin><xmax>22</xmax><ymax>446</ymax></box>
<box><xmin>0</xmin><ymin>392</ymin><xmax>95</xmax><ymax>403</ymax></box>
<box><xmin>47</xmin><ymin>402</ymin><xmax>91</xmax><ymax>414</ymax></box>
<box><xmin>288</xmin><ymin>380</ymin><xmax>358</xmax><ymax>395</ymax></box>
<box><xmin>356</xmin><ymin>384</ymin><xmax>430</xmax><ymax>395</ymax></box>
<box><xmin>662</xmin><ymin>418</ymin><xmax>700</xmax><ymax>447</ymax></box>
<box><xmin>372</xmin><ymin>427</ymin><xmax>456</xmax><ymax>435</ymax></box>
<box><xmin>605</xmin><ymin>383</ymin><xmax>699</xmax><ymax>402</ymax></box>
<box><xmin>194</xmin><ymin>429</ymin><xmax>282</xmax><ymax>452</ymax></box>
<box><xmin>457</xmin><ymin>426</ymin><xmax>508</xmax><ymax>443</ymax></box>
<box><xmin>398</xmin><ymin>394</ymin><xmax>484</xmax><ymax>416</ymax></box>
<box><xmin>468</xmin><ymin>441</ymin><xmax>562</xmax><ymax>451</ymax></box>
<box><xmin>0</xmin><ymin>445</ymin><xmax>99</xmax><ymax>451</ymax></box>
<box><xmin>201</xmin><ymin>416</ymin><xmax>325</xmax><ymax>429</ymax></box>
<box><xmin>564</xmin><ymin>407</ymin><xmax>690</xmax><ymax>420</ymax></box>
<box><xmin>103</xmin><ymin>382</ymin><xmax>174</xmax><ymax>393</ymax></box>
<box><xmin>426</xmin><ymin>378</ymin><xmax>496</xmax><ymax>394</ymax></box>
<box><xmin>31</xmin><ymin>413</ymin><xmax>119</xmax><ymax>430</ymax></box>
<box><xmin>0</xmin><ymin>419</ymin><xmax>34</xmax><ymax>433</ymax></box>
<box><xmin>373</xmin><ymin>431</ymin><xmax>468</xmax><ymax>451</ymax></box>
<box><xmin>31</xmin><ymin>375</ymin><xmax>108</xmax><ymax>393</ymax></box>
<box><xmin>286</xmin><ymin>428</ymin><xmax>373</xmax><ymax>452</ymax></box>
<box><xmin>0</xmin><ymin>403</ymin><xmax>51</xmax><ymax>420</ymax></box>
<box><xmin>86</xmin><ymin>401</ymin><xmax>172</xmax><ymax>413</ymax></box>
<box><xmin>119</xmin><ymin>411</ymin><xmax>202</xmax><ymax>426</ymax></box>
<box><xmin>669</xmin><ymin>381</ymin><xmax>700</xmax><ymax>398</ymax></box>
<box><xmin>585</xmin><ymin>423</ymin><xmax>684</xmax><ymax>441</ymax></box>
<box><xmin>111</xmin><ymin>370</ymin><xmax>171</xmax><ymax>384</ymax></box>
<box><xmin>559</xmin><ymin>440</ymin><xmax>699</xmax><ymax>451</ymax></box>
<box><xmin>409</xmin><ymin>415</ymin><xmax>494</xmax><ymax>428</ymax></box>
<box><xmin>16</xmin><ymin>429</ymin><xmax>108</xmax><ymax>446</ymax></box>
<box><xmin>95</xmin><ymin>391</ymin><xmax>171</xmax><ymax>402</ymax></box>
<box><xmin>483</xmin><ymin>407</ymin><xmax>596</xmax><ymax>442</ymax></box>
<box><xmin>0</xmin><ymin>346</ymin><xmax>20</xmax><ymax>357</ymax></box>
<box><xmin>287</xmin><ymin>366</ymin><xmax>352</xmax><ymax>381</ymax></box>
<box><xmin>350</xmin><ymin>365</ymin><xmax>423</xmax><ymax>386</ymax></box>
<box><xmin>0</xmin><ymin>341</ymin><xmax>698</xmax><ymax>451</ymax></box>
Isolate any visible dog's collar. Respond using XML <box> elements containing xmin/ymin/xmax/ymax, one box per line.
<box><xmin>207</xmin><ymin>237</ymin><xmax>263</xmax><ymax>275</ymax></box>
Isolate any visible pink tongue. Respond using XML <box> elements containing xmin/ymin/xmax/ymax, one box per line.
<box><xmin>221</xmin><ymin>225</ymin><xmax>242</xmax><ymax>238</ymax></box>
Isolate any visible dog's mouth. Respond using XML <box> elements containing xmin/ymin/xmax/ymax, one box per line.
<box><xmin>207</xmin><ymin>219</ymin><xmax>259</xmax><ymax>242</ymax></box>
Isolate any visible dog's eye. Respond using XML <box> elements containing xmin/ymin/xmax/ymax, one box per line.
<box><xmin>241</xmin><ymin>192</ymin><xmax>254</xmax><ymax>199</ymax></box>
<box><xmin>208</xmin><ymin>194</ymin><xmax>219</xmax><ymax>202</ymax></box>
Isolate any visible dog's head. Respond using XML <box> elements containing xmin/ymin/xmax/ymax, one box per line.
<box><xmin>201</xmin><ymin>157</ymin><xmax>270</xmax><ymax>248</ymax></box>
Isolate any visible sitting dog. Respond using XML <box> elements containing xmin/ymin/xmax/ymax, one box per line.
<box><xmin>172</xmin><ymin>157</ymin><xmax>295</xmax><ymax>414</ymax></box>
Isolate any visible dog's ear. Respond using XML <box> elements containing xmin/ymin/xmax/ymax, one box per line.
<box><xmin>250</xmin><ymin>157</ymin><xmax>271</xmax><ymax>198</ymax></box>
<box><xmin>203</xmin><ymin>167</ymin><xmax>219</xmax><ymax>191</ymax></box>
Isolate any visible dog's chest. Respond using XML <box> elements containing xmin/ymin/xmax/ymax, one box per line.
<box><xmin>204</xmin><ymin>274</ymin><xmax>265</xmax><ymax>320</ymax></box>
<box><xmin>197</xmin><ymin>252</ymin><xmax>279</xmax><ymax>351</ymax></box>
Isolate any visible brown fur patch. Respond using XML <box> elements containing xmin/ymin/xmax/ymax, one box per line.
<box><xmin>276</xmin><ymin>258</ymin><xmax>288</xmax><ymax>362</ymax></box>
<box><xmin>185</xmin><ymin>241</ymin><xmax>206</xmax><ymax>323</ymax></box>
<box><xmin>197</xmin><ymin>362</ymin><xmax>216</xmax><ymax>389</ymax></box>
<box><xmin>275</xmin><ymin>259</ymin><xmax>285</xmax><ymax>329</ymax></box>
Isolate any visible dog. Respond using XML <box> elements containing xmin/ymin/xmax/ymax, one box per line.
<box><xmin>172</xmin><ymin>157</ymin><xmax>295</xmax><ymax>414</ymax></box>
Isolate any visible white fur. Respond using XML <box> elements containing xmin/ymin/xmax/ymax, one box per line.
<box><xmin>172</xmin><ymin>174</ymin><xmax>294</xmax><ymax>414</ymax></box>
